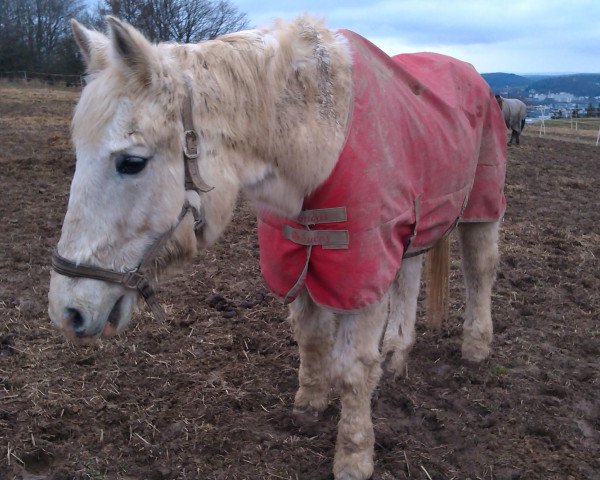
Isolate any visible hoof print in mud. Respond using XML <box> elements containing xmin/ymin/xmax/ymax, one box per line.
<box><xmin>207</xmin><ymin>294</ymin><xmax>237</xmax><ymax>318</ymax></box>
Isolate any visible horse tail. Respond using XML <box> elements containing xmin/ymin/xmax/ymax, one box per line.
<box><xmin>425</xmin><ymin>235</ymin><xmax>450</xmax><ymax>330</ymax></box>
<box><xmin>521</xmin><ymin>118</ymin><xmax>526</xmax><ymax>132</ymax></box>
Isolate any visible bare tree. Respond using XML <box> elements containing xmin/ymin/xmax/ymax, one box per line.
<box><xmin>97</xmin><ymin>0</ymin><xmax>249</xmax><ymax>43</ymax></box>
<box><xmin>0</xmin><ymin>0</ymin><xmax>85</xmax><ymax>72</ymax></box>
<box><xmin>0</xmin><ymin>0</ymin><xmax>248</xmax><ymax>75</ymax></box>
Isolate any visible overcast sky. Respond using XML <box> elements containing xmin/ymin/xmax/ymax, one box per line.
<box><xmin>231</xmin><ymin>0</ymin><xmax>600</xmax><ymax>74</ymax></box>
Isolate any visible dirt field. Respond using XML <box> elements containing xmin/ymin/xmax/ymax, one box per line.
<box><xmin>1</xmin><ymin>85</ymin><xmax>599</xmax><ymax>480</ymax></box>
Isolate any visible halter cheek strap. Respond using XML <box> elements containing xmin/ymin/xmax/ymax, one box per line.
<box><xmin>182</xmin><ymin>86</ymin><xmax>214</xmax><ymax>194</ymax></box>
<box><xmin>51</xmin><ymin>85</ymin><xmax>212</xmax><ymax>323</ymax></box>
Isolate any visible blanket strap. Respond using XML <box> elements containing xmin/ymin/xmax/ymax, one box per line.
<box><xmin>282</xmin><ymin>206</ymin><xmax>348</xmax><ymax>303</ymax></box>
<box><xmin>283</xmin><ymin>226</ymin><xmax>349</xmax><ymax>249</ymax></box>
<box><xmin>296</xmin><ymin>207</ymin><xmax>347</xmax><ymax>225</ymax></box>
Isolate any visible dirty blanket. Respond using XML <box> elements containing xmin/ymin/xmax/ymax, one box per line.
<box><xmin>258</xmin><ymin>30</ymin><xmax>507</xmax><ymax>311</ymax></box>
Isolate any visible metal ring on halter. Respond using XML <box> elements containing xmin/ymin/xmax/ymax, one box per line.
<box><xmin>183</xmin><ymin>130</ymin><xmax>199</xmax><ymax>159</ymax></box>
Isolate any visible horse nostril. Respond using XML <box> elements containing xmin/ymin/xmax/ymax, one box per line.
<box><xmin>66</xmin><ymin>308</ymin><xmax>86</xmax><ymax>335</ymax></box>
<box><xmin>107</xmin><ymin>296</ymin><xmax>124</xmax><ymax>328</ymax></box>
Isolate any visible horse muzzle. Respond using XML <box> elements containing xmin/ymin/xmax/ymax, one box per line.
<box><xmin>48</xmin><ymin>272</ymin><xmax>136</xmax><ymax>342</ymax></box>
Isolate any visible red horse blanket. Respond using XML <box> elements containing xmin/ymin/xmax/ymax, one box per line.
<box><xmin>258</xmin><ymin>30</ymin><xmax>507</xmax><ymax>311</ymax></box>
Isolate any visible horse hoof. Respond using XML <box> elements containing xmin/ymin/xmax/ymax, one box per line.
<box><xmin>292</xmin><ymin>405</ymin><xmax>323</xmax><ymax>427</ymax></box>
<box><xmin>462</xmin><ymin>342</ymin><xmax>490</xmax><ymax>362</ymax></box>
<box><xmin>335</xmin><ymin>473</ymin><xmax>372</xmax><ymax>480</ymax></box>
<box><xmin>383</xmin><ymin>350</ymin><xmax>409</xmax><ymax>378</ymax></box>
<box><xmin>333</xmin><ymin>452</ymin><xmax>374</xmax><ymax>480</ymax></box>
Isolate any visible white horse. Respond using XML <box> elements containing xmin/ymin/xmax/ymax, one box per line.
<box><xmin>48</xmin><ymin>16</ymin><xmax>506</xmax><ymax>480</ymax></box>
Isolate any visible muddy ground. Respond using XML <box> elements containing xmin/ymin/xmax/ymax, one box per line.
<box><xmin>0</xmin><ymin>85</ymin><xmax>599</xmax><ymax>479</ymax></box>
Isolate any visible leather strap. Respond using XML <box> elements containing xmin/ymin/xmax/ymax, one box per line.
<box><xmin>182</xmin><ymin>86</ymin><xmax>214</xmax><ymax>194</ymax></box>
<box><xmin>283</xmin><ymin>225</ymin><xmax>349</xmax><ymax>249</ymax></box>
<box><xmin>280</xmin><ymin>207</ymin><xmax>348</xmax><ymax>301</ymax></box>
<box><xmin>297</xmin><ymin>207</ymin><xmax>346</xmax><ymax>225</ymax></box>
<box><xmin>52</xmin><ymin>254</ymin><xmax>141</xmax><ymax>286</ymax></box>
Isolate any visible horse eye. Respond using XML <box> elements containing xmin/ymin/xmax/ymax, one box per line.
<box><xmin>116</xmin><ymin>155</ymin><xmax>148</xmax><ymax>175</ymax></box>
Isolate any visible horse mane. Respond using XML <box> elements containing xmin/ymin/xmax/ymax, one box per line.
<box><xmin>72</xmin><ymin>46</ymin><xmax>185</xmax><ymax>146</ymax></box>
<box><xmin>169</xmin><ymin>16</ymin><xmax>352</xmax><ymax>188</ymax></box>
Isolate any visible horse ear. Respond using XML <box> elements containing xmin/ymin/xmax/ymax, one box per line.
<box><xmin>71</xmin><ymin>19</ymin><xmax>109</xmax><ymax>74</ymax></box>
<box><xmin>106</xmin><ymin>16</ymin><xmax>156</xmax><ymax>86</ymax></box>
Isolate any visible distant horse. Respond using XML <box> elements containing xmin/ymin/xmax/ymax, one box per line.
<box><xmin>496</xmin><ymin>94</ymin><xmax>527</xmax><ymax>145</ymax></box>
<box><xmin>48</xmin><ymin>16</ymin><xmax>507</xmax><ymax>479</ymax></box>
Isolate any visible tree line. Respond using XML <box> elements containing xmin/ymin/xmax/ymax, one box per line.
<box><xmin>0</xmin><ymin>0</ymin><xmax>249</xmax><ymax>76</ymax></box>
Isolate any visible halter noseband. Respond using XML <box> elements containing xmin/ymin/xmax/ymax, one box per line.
<box><xmin>51</xmin><ymin>85</ymin><xmax>212</xmax><ymax>323</ymax></box>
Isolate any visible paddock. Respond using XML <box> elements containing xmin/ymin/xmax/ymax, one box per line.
<box><xmin>0</xmin><ymin>84</ymin><xmax>598</xmax><ymax>479</ymax></box>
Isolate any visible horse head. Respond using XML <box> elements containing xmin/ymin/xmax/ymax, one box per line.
<box><xmin>495</xmin><ymin>94</ymin><xmax>503</xmax><ymax>108</ymax></box>
<box><xmin>48</xmin><ymin>18</ymin><xmax>240</xmax><ymax>342</ymax></box>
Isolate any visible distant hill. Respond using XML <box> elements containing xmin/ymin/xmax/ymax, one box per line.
<box><xmin>527</xmin><ymin>74</ymin><xmax>600</xmax><ymax>97</ymax></box>
<box><xmin>481</xmin><ymin>72</ymin><xmax>600</xmax><ymax>98</ymax></box>
<box><xmin>481</xmin><ymin>73</ymin><xmax>531</xmax><ymax>90</ymax></box>
<box><xmin>522</xmin><ymin>75</ymin><xmax>554</xmax><ymax>82</ymax></box>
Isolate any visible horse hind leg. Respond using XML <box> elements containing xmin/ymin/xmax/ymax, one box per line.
<box><xmin>458</xmin><ymin>220</ymin><xmax>500</xmax><ymax>362</ymax></box>
<box><xmin>290</xmin><ymin>289</ymin><xmax>335</xmax><ymax>424</ymax></box>
<box><xmin>381</xmin><ymin>255</ymin><xmax>423</xmax><ymax>376</ymax></box>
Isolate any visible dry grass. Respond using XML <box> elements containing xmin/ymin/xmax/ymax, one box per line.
<box><xmin>0</xmin><ymin>78</ymin><xmax>82</xmax><ymax>92</ymax></box>
<box><xmin>0</xmin><ymin>83</ymin><xmax>79</xmax><ymax>104</ymax></box>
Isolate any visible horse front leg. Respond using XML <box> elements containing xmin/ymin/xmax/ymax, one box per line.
<box><xmin>458</xmin><ymin>221</ymin><xmax>500</xmax><ymax>362</ymax></box>
<box><xmin>289</xmin><ymin>290</ymin><xmax>335</xmax><ymax>424</ymax></box>
<box><xmin>331</xmin><ymin>299</ymin><xmax>388</xmax><ymax>480</ymax></box>
<box><xmin>509</xmin><ymin>129</ymin><xmax>518</xmax><ymax>145</ymax></box>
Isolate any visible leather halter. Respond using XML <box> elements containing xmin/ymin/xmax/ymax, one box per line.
<box><xmin>51</xmin><ymin>85</ymin><xmax>212</xmax><ymax>323</ymax></box>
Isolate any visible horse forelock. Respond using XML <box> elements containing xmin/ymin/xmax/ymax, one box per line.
<box><xmin>72</xmin><ymin>48</ymin><xmax>184</xmax><ymax>150</ymax></box>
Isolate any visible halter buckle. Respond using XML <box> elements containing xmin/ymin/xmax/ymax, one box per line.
<box><xmin>193</xmin><ymin>219</ymin><xmax>205</xmax><ymax>232</ymax></box>
<box><xmin>123</xmin><ymin>271</ymin><xmax>148</xmax><ymax>290</ymax></box>
<box><xmin>183</xmin><ymin>130</ymin><xmax>199</xmax><ymax>159</ymax></box>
